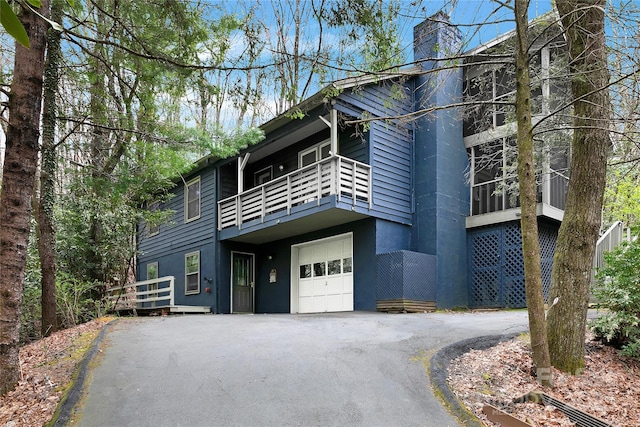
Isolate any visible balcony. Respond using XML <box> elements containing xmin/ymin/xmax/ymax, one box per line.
<box><xmin>467</xmin><ymin>168</ymin><xmax>568</xmax><ymax>228</ymax></box>
<box><xmin>218</xmin><ymin>155</ymin><xmax>372</xmax><ymax>232</ymax></box>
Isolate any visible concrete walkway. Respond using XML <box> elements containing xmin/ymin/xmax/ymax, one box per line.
<box><xmin>65</xmin><ymin>311</ymin><xmax>529</xmax><ymax>427</ymax></box>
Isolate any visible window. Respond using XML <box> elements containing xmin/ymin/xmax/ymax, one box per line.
<box><xmin>147</xmin><ymin>202</ymin><xmax>160</xmax><ymax>236</ymax></box>
<box><xmin>300</xmin><ymin>264</ymin><xmax>312</xmax><ymax>279</ymax></box>
<box><xmin>147</xmin><ymin>262</ymin><xmax>158</xmax><ymax>280</ymax></box>
<box><xmin>254</xmin><ymin>166</ymin><xmax>273</xmax><ymax>186</ymax></box>
<box><xmin>185</xmin><ymin>251</ymin><xmax>200</xmax><ymax>295</ymax></box>
<box><xmin>343</xmin><ymin>257</ymin><xmax>352</xmax><ymax>273</ymax></box>
<box><xmin>185</xmin><ymin>177</ymin><xmax>201</xmax><ymax>222</ymax></box>
<box><xmin>313</xmin><ymin>262</ymin><xmax>326</xmax><ymax>277</ymax></box>
<box><xmin>147</xmin><ymin>262</ymin><xmax>158</xmax><ymax>306</ymax></box>
<box><xmin>298</xmin><ymin>139</ymin><xmax>331</xmax><ymax>168</ymax></box>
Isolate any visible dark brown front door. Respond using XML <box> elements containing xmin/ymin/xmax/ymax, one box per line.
<box><xmin>232</xmin><ymin>252</ymin><xmax>254</xmax><ymax>313</ymax></box>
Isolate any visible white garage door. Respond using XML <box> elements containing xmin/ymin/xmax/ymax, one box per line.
<box><xmin>297</xmin><ymin>235</ymin><xmax>353</xmax><ymax>313</ymax></box>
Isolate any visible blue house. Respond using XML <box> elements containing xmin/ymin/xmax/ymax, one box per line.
<box><xmin>135</xmin><ymin>14</ymin><xmax>569</xmax><ymax>314</ymax></box>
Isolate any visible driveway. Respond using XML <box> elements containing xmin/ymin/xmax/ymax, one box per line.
<box><xmin>69</xmin><ymin>311</ymin><xmax>529</xmax><ymax>427</ymax></box>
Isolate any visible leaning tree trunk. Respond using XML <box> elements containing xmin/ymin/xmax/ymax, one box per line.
<box><xmin>547</xmin><ymin>0</ymin><xmax>611</xmax><ymax>374</ymax></box>
<box><xmin>38</xmin><ymin>0</ymin><xmax>63</xmax><ymax>338</ymax></box>
<box><xmin>0</xmin><ymin>1</ymin><xmax>50</xmax><ymax>395</ymax></box>
<box><xmin>514</xmin><ymin>0</ymin><xmax>552</xmax><ymax>386</ymax></box>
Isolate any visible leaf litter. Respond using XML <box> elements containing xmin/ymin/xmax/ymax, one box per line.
<box><xmin>447</xmin><ymin>333</ymin><xmax>640</xmax><ymax>426</ymax></box>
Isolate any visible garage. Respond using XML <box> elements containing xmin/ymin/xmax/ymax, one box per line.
<box><xmin>292</xmin><ymin>233</ymin><xmax>353</xmax><ymax>313</ymax></box>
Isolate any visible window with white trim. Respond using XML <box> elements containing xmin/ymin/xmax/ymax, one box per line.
<box><xmin>185</xmin><ymin>251</ymin><xmax>200</xmax><ymax>295</ymax></box>
<box><xmin>298</xmin><ymin>139</ymin><xmax>331</xmax><ymax>168</ymax></box>
<box><xmin>185</xmin><ymin>176</ymin><xmax>201</xmax><ymax>222</ymax></box>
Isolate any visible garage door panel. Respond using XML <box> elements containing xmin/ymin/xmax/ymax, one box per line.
<box><xmin>299</xmin><ymin>279</ymin><xmax>314</xmax><ymax>297</ymax></box>
<box><xmin>343</xmin><ymin>293</ymin><xmax>353</xmax><ymax>310</ymax></box>
<box><xmin>313</xmin><ymin>280</ymin><xmax>327</xmax><ymax>295</ymax></box>
<box><xmin>299</xmin><ymin>296</ymin><xmax>317</xmax><ymax>313</ymax></box>
<box><xmin>326</xmin><ymin>276</ymin><xmax>343</xmax><ymax>295</ymax></box>
<box><xmin>326</xmin><ymin>294</ymin><xmax>344</xmax><ymax>312</ymax></box>
<box><xmin>342</xmin><ymin>274</ymin><xmax>353</xmax><ymax>293</ymax></box>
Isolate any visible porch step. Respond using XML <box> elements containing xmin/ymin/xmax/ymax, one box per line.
<box><xmin>376</xmin><ymin>299</ymin><xmax>436</xmax><ymax>313</ymax></box>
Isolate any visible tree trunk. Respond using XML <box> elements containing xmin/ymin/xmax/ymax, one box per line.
<box><xmin>547</xmin><ymin>0</ymin><xmax>611</xmax><ymax>374</ymax></box>
<box><xmin>514</xmin><ymin>0</ymin><xmax>552</xmax><ymax>386</ymax></box>
<box><xmin>38</xmin><ymin>0</ymin><xmax>63</xmax><ymax>337</ymax></box>
<box><xmin>0</xmin><ymin>1</ymin><xmax>50</xmax><ymax>395</ymax></box>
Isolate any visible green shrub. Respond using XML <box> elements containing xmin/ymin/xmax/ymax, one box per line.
<box><xmin>590</xmin><ymin>238</ymin><xmax>640</xmax><ymax>359</ymax></box>
<box><xmin>56</xmin><ymin>273</ymin><xmax>107</xmax><ymax>329</ymax></box>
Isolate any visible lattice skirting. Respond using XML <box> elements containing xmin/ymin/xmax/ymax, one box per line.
<box><xmin>468</xmin><ymin>220</ymin><xmax>558</xmax><ymax>308</ymax></box>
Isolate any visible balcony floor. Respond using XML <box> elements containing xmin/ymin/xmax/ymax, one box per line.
<box><xmin>219</xmin><ymin>197</ymin><xmax>370</xmax><ymax>244</ymax></box>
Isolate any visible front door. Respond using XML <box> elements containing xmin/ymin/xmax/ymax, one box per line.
<box><xmin>232</xmin><ymin>252</ymin><xmax>255</xmax><ymax>313</ymax></box>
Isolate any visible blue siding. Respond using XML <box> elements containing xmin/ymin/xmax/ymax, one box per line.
<box><xmin>412</xmin><ymin>18</ymin><xmax>469</xmax><ymax>309</ymax></box>
<box><xmin>339</xmin><ymin>82</ymin><xmax>413</xmax><ymax>119</ymax></box>
<box><xmin>137</xmin><ymin>167</ymin><xmax>216</xmax><ymax>307</ymax></box>
<box><xmin>339</xmin><ymin>132</ymin><xmax>366</xmax><ymax>162</ymax></box>
<box><xmin>371</xmin><ymin>122</ymin><xmax>413</xmax><ymax>223</ymax></box>
<box><xmin>335</xmin><ymin>82</ymin><xmax>415</xmax><ymax>226</ymax></box>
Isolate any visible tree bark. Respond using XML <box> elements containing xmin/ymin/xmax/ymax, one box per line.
<box><xmin>38</xmin><ymin>0</ymin><xmax>63</xmax><ymax>337</ymax></box>
<box><xmin>514</xmin><ymin>0</ymin><xmax>552</xmax><ymax>386</ymax></box>
<box><xmin>547</xmin><ymin>0</ymin><xmax>611</xmax><ymax>374</ymax></box>
<box><xmin>0</xmin><ymin>1</ymin><xmax>50</xmax><ymax>395</ymax></box>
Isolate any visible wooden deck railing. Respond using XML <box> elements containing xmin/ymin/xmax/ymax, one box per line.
<box><xmin>218</xmin><ymin>155</ymin><xmax>372</xmax><ymax>230</ymax></box>
<box><xmin>108</xmin><ymin>276</ymin><xmax>175</xmax><ymax>309</ymax></box>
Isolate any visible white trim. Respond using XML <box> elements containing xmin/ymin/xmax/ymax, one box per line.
<box><xmin>184</xmin><ymin>176</ymin><xmax>201</xmax><ymax>223</ymax></box>
<box><xmin>230</xmin><ymin>251</ymin><xmax>255</xmax><ymax>314</ymax></box>
<box><xmin>185</xmin><ymin>251</ymin><xmax>200</xmax><ymax>295</ymax></box>
<box><xmin>465</xmin><ymin>204</ymin><xmax>564</xmax><ymax>229</ymax></box>
<box><xmin>254</xmin><ymin>165</ymin><xmax>273</xmax><ymax>186</ymax></box>
<box><xmin>290</xmin><ymin>232</ymin><xmax>353</xmax><ymax>314</ymax></box>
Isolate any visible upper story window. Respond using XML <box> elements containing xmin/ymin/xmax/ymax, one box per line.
<box><xmin>147</xmin><ymin>202</ymin><xmax>160</xmax><ymax>236</ymax></box>
<box><xmin>185</xmin><ymin>176</ymin><xmax>201</xmax><ymax>222</ymax></box>
<box><xmin>299</xmin><ymin>140</ymin><xmax>331</xmax><ymax>168</ymax></box>
<box><xmin>463</xmin><ymin>62</ymin><xmax>516</xmax><ymax>137</ymax></box>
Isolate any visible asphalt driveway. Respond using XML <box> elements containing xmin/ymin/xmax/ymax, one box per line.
<box><xmin>67</xmin><ymin>311</ymin><xmax>529</xmax><ymax>427</ymax></box>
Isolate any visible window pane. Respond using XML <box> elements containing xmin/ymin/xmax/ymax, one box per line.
<box><xmin>313</xmin><ymin>262</ymin><xmax>325</xmax><ymax>277</ymax></box>
<box><xmin>186</xmin><ymin>254</ymin><xmax>199</xmax><ymax>274</ymax></box>
<box><xmin>320</xmin><ymin>144</ymin><xmax>331</xmax><ymax>159</ymax></box>
<box><xmin>343</xmin><ymin>257</ymin><xmax>352</xmax><ymax>273</ymax></box>
<box><xmin>328</xmin><ymin>259</ymin><xmax>341</xmax><ymax>275</ymax></box>
<box><xmin>147</xmin><ymin>263</ymin><xmax>158</xmax><ymax>280</ymax></box>
<box><xmin>299</xmin><ymin>264</ymin><xmax>312</xmax><ymax>279</ymax></box>
<box><xmin>186</xmin><ymin>274</ymin><xmax>199</xmax><ymax>292</ymax></box>
<box><xmin>302</xmin><ymin>151</ymin><xmax>316</xmax><ymax>167</ymax></box>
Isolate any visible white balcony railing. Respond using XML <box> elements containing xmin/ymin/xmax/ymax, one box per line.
<box><xmin>218</xmin><ymin>155</ymin><xmax>372</xmax><ymax>230</ymax></box>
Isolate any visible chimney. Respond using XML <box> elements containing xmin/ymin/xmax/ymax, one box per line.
<box><xmin>413</xmin><ymin>12</ymin><xmax>461</xmax><ymax>70</ymax></box>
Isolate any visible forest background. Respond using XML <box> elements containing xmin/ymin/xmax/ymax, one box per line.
<box><xmin>0</xmin><ymin>0</ymin><xmax>639</xmax><ymax>392</ymax></box>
